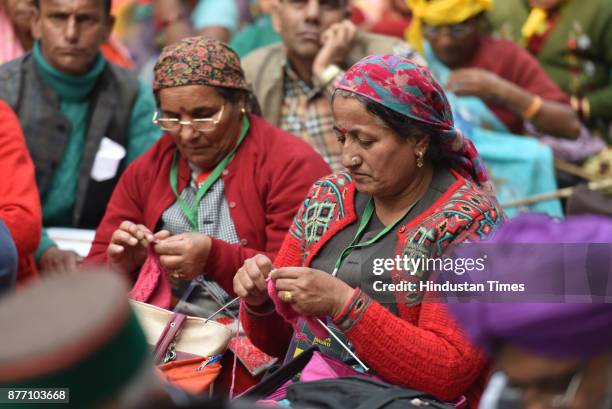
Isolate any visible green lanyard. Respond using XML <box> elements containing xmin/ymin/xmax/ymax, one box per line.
<box><xmin>332</xmin><ymin>198</ymin><xmax>419</xmax><ymax>277</ymax></box>
<box><xmin>169</xmin><ymin>115</ymin><xmax>250</xmax><ymax>232</ymax></box>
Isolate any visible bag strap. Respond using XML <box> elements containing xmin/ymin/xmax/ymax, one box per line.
<box><xmin>153</xmin><ymin>312</ymin><xmax>187</xmax><ymax>365</ymax></box>
<box><xmin>355</xmin><ymin>388</ymin><xmax>449</xmax><ymax>409</ymax></box>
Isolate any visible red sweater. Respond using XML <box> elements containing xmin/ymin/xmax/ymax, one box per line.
<box><xmin>0</xmin><ymin>100</ymin><xmax>42</xmax><ymax>284</ymax></box>
<box><xmin>241</xmin><ymin>172</ymin><xmax>503</xmax><ymax>408</ymax></box>
<box><xmin>465</xmin><ymin>37</ymin><xmax>570</xmax><ymax>134</ymax></box>
<box><xmin>84</xmin><ymin>114</ymin><xmax>330</xmax><ymax>294</ymax></box>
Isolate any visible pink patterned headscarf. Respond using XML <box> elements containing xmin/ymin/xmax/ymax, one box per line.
<box><xmin>336</xmin><ymin>54</ymin><xmax>492</xmax><ymax>193</ymax></box>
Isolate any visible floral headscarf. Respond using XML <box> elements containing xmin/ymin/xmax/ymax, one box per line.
<box><xmin>153</xmin><ymin>36</ymin><xmax>250</xmax><ymax>92</ymax></box>
<box><xmin>335</xmin><ymin>54</ymin><xmax>492</xmax><ymax>193</ymax></box>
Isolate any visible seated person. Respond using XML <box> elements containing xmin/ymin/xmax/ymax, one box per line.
<box><xmin>0</xmin><ymin>0</ymin><xmax>133</xmax><ymax>68</ymax></box>
<box><xmin>230</xmin><ymin>0</ymin><xmax>281</xmax><ymax>57</ymax></box>
<box><xmin>151</xmin><ymin>0</ymin><xmax>239</xmax><ymax>45</ymax></box>
<box><xmin>84</xmin><ymin>37</ymin><xmax>330</xmax><ymax>318</ymax></box>
<box><xmin>0</xmin><ymin>0</ymin><xmax>162</xmax><ymax>276</ymax></box>
<box><xmin>487</xmin><ymin>0</ymin><xmax>612</xmax><ymax>141</ymax></box>
<box><xmin>450</xmin><ymin>214</ymin><xmax>612</xmax><ymax>409</ymax></box>
<box><xmin>407</xmin><ymin>0</ymin><xmax>581</xmax><ymax>140</ymax></box>
<box><xmin>0</xmin><ymin>100</ymin><xmax>42</xmax><ymax>286</ymax></box>
<box><xmin>242</xmin><ymin>0</ymin><xmax>421</xmax><ymax>170</ymax></box>
<box><xmin>0</xmin><ymin>0</ymin><xmax>34</xmax><ymax>65</ymax></box>
<box><xmin>234</xmin><ymin>55</ymin><xmax>503</xmax><ymax>408</ymax></box>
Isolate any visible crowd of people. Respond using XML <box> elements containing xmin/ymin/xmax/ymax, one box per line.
<box><xmin>0</xmin><ymin>0</ymin><xmax>611</xmax><ymax>408</ymax></box>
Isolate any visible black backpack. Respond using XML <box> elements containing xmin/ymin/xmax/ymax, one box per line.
<box><xmin>286</xmin><ymin>376</ymin><xmax>456</xmax><ymax>409</ymax></box>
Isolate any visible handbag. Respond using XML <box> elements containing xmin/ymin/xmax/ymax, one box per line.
<box><xmin>130</xmin><ymin>299</ymin><xmax>233</xmax><ymax>394</ymax></box>
<box><xmin>238</xmin><ymin>347</ymin><xmax>380</xmax><ymax>401</ymax></box>
<box><xmin>239</xmin><ymin>347</ymin><xmax>467</xmax><ymax>408</ymax></box>
<box><xmin>129</xmin><ymin>299</ymin><xmax>232</xmax><ymax>363</ymax></box>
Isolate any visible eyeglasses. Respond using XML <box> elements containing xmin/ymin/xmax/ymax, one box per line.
<box><xmin>505</xmin><ymin>367</ymin><xmax>584</xmax><ymax>409</ymax></box>
<box><xmin>152</xmin><ymin>105</ymin><xmax>225</xmax><ymax>133</ymax></box>
<box><xmin>422</xmin><ymin>21</ymin><xmax>475</xmax><ymax>39</ymax></box>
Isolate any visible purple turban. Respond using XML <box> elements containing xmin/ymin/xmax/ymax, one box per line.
<box><xmin>449</xmin><ymin>213</ymin><xmax>612</xmax><ymax>360</ymax></box>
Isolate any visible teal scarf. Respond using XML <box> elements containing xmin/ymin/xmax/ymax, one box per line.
<box><xmin>33</xmin><ymin>41</ymin><xmax>106</xmax><ymax>101</ymax></box>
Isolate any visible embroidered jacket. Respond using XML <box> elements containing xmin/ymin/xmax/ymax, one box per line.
<box><xmin>241</xmin><ymin>171</ymin><xmax>503</xmax><ymax>408</ymax></box>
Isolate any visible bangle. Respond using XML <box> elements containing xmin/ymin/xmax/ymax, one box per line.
<box><xmin>581</xmin><ymin>97</ymin><xmax>591</xmax><ymax>121</ymax></box>
<box><xmin>570</xmin><ymin>96</ymin><xmax>580</xmax><ymax>112</ymax></box>
<box><xmin>523</xmin><ymin>95</ymin><xmax>543</xmax><ymax>120</ymax></box>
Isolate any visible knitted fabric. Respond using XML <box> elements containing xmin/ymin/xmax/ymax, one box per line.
<box><xmin>128</xmin><ymin>244</ymin><xmax>172</xmax><ymax>309</ymax></box>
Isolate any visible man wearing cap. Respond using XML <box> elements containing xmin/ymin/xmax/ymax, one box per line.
<box><xmin>449</xmin><ymin>214</ymin><xmax>612</xmax><ymax>409</ymax></box>
<box><xmin>241</xmin><ymin>0</ymin><xmax>421</xmax><ymax>170</ymax></box>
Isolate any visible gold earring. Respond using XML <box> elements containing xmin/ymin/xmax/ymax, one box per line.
<box><xmin>241</xmin><ymin>107</ymin><xmax>246</xmax><ymax>114</ymax></box>
<box><xmin>416</xmin><ymin>152</ymin><xmax>424</xmax><ymax>168</ymax></box>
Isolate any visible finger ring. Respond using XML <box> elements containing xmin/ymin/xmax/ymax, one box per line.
<box><xmin>278</xmin><ymin>290</ymin><xmax>293</xmax><ymax>303</ymax></box>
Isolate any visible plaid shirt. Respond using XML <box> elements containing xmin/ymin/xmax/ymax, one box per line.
<box><xmin>280</xmin><ymin>65</ymin><xmax>344</xmax><ymax>171</ymax></box>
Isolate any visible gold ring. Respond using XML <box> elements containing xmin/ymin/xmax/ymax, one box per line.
<box><xmin>278</xmin><ymin>290</ymin><xmax>293</xmax><ymax>303</ymax></box>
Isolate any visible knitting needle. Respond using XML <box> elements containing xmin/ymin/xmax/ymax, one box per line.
<box><xmin>315</xmin><ymin>318</ymin><xmax>369</xmax><ymax>372</ymax></box>
<box><xmin>203</xmin><ymin>296</ymin><xmax>241</xmax><ymax>324</ymax></box>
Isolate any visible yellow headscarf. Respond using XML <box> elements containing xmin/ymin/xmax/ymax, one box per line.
<box><xmin>407</xmin><ymin>0</ymin><xmax>493</xmax><ymax>54</ymax></box>
<box><xmin>521</xmin><ymin>8</ymin><xmax>548</xmax><ymax>42</ymax></box>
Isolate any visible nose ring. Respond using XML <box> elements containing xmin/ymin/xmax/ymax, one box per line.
<box><xmin>351</xmin><ymin>156</ymin><xmax>361</xmax><ymax>166</ymax></box>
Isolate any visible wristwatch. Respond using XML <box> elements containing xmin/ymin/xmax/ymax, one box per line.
<box><xmin>318</xmin><ymin>64</ymin><xmax>342</xmax><ymax>87</ymax></box>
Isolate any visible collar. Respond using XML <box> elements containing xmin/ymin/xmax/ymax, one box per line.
<box><xmin>33</xmin><ymin>41</ymin><xmax>107</xmax><ymax>102</ymax></box>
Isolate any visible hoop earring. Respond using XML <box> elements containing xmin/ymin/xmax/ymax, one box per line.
<box><xmin>416</xmin><ymin>152</ymin><xmax>424</xmax><ymax>168</ymax></box>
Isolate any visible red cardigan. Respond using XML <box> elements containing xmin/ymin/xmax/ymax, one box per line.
<box><xmin>241</xmin><ymin>171</ymin><xmax>503</xmax><ymax>408</ymax></box>
<box><xmin>84</xmin><ymin>114</ymin><xmax>331</xmax><ymax>294</ymax></box>
<box><xmin>0</xmin><ymin>100</ymin><xmax>42</xmax><ymax>284</ymax></box>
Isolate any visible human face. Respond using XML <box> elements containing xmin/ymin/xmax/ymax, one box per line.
<box><xmin>498</xmin><ymin>345</ymin><xmax>612</xmax><ymax>409</ymax></box>
<box><xmin>273</xmin><ymin>0</ymin><xmax>348</xmax><ymax>60</ymax></box>
<box><xmin>424</xmin><ymin>16</ymin><xmax>480</xmax><ymax>69</ymax></box>
<box><xmin>32</xmin><ymin>0</ymin><xmax>113</xmax><ymax>75</ymax></box>
<box><xmin>332</xmin><ymin>95</ymin><xmax>428</xmax><ymax>198</ymax></box>
<box><xmin>5</xmin><ymin>0</ymin><xmax>36</xmax><ymax>34</ymax></box>
<box><xmin>157</xmin><ymin>85</ymin><xmax>244</xmax><ymax>171</ymax></box>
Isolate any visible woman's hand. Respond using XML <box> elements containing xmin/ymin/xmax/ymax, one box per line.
<box><xmin>40</xmin><ymin>247</ymin><xmax>83</xmax><ymax>275</ymax></box>
<box><xmin>108</xmin><ymin>221</ymin><xmax>169</xmax><ymax>274</ymax></box>
<box><xmin>154</xmin><ymin>232</ymin><xmax>211</xmax><ymax>280</ymax></box>
<box><xmin>234</xmin><ymin>255</ymin><xmax>274</xmax><ymax>306</ymax></box>
<box><xmin>271</xmin><ymin>267</ymin><xmax>355</xmax><ymax>317</ymax></box>
<box><xmin>446</xmin><ymin>68</ymin><xmax>507</xmax><ymax>101</ymax></box>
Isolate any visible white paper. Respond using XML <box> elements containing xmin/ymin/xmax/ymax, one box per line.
<box><xmin>90</xmin><ymin>137</ymin><xmax>126</xmax><ymax>182</ymax></box>
<box><xmin>47</xmin><ymin>228</ymin><xmax>96</xmax><ymax>257</ymax></box>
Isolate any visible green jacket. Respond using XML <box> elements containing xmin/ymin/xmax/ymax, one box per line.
<box><xmin>241</xmin><ymin>30</ymin><xmax>421</xmax><ymax>126</ymax></box>
<box><xmin>487</xmin><ymin>0</ymin><xmax>612</xmax><ymax>133</ymax></box>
